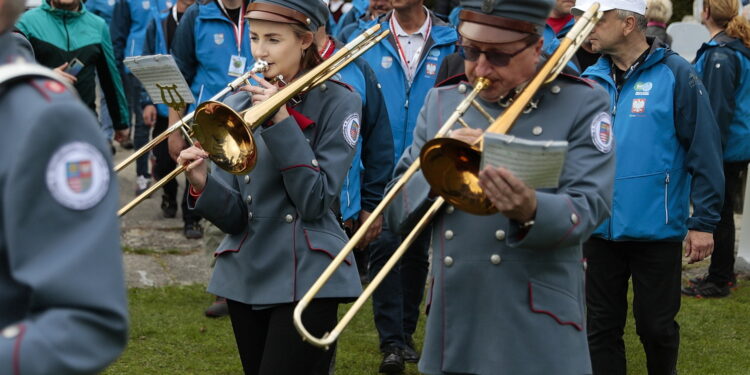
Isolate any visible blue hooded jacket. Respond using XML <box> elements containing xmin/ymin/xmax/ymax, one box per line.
<box><xmin>583</xmin><ymin>40</ymin><xmax>724</xmax><ymax>241</ymax></box>
<box><xmin>110</xmin><ymin>0</ymin><xmax>173</xmax><ymax>74</ymax></box>
<box><xmin>359</xmin><ymin>10</ymin><xmax>457</xmax><ymax>163</ymax></box>
<box><xmin>171</xmin><ymin>0</ymin><xmax>254</xmax><ymax>111</ymax></box>
<box><xmin>693</xmin><ymin>32</ymin><xmax>750</xmax><ymax>162</ymax></box>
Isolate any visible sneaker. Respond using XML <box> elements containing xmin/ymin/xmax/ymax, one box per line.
<box><xmin>119</xmin><ymin>138</ymin><xmax>134</xmax><ymax>149</ymax></box>
<box><xmin>135</xmin><ymin>175</ymin><xmax>152</xmax><ymax>196</ymax></box>
<box><xmin>204</xmin><ymin>296</ymin><xmax>228</xmax><ymax>318</ymax></box>
<box><xmin>184</xmin><ymin>222</ymin><xmax>203</xmax><ymax>239</ymax></box>
<box><xmin>682</xmin><ymin>279</ymin><xmax>731</xmax><ymax>298</ymax></box>
<box><xmin>403</xmin><ymin>336</ymin><xmax>420</xmax><ymax>363</ymax></box>
<box><xmin>378</xmin><ymin>346</ymin><xmax>404</xmax><ymax>374</ymax></box>
<box><xmin>161</xmin><ymin>195</ymin><xmax>177</xmax><ymax>218</ymax></box>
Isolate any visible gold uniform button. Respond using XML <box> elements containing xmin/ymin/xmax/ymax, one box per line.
<box><xmin>446</xmin><ymin>205</ymin><xmax>455</xmax><ymax>214</ymax></box>
<box><xmin>444</xmin><ymin>256</ymin><xmax>454</xmax><ymax>267</ymax></box>
<box><xmin>285</xmin><ymin>214</ymin><xmax>294</xmax><ymax>223</ymax></box>
<box><xmin>2</xmin><ymin>325</ymin><xmax>20</xmax><ymax>339</ymax></box>
<box><xmin>571</xmin><ymin>213</ymin><xmax>579</xmax><ymax>224</ymax></box>
<box><xmin>244</xmin><ymin>175</ymin><xmax>251</xmax><ymax>184</ymax></box>
<box><xmin>490</xmin><ymin>254</ymin><xmax>502</xmax><ymax>265</ymax></box>
<box><xmin>444</xmin><ymin>230</ymin><xmax>454</xmax><ymax>240</ymax></box>
<box><xmin>495</xmin><ymin>230</ymin><xmax>506</xmax><ymax>241</ymax></box>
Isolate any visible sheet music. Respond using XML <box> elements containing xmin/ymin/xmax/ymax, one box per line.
<box><xmin>124</xmin><ymin>54</ymin><xmax>195</xmax><ymax>105</ymax></box>
<box><xmin>480</xmin><ymin>133</ymin><xmax>568</xmax><ymax>189</ymax></box>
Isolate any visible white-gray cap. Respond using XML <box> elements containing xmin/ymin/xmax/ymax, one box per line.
<box><xmin>572</xmin><ymin>0</ymin><xmax>647</xmax><ymax>16</ymax></box>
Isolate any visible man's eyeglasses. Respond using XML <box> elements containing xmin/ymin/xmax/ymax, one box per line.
<box><xmin>458</xmin><ymin>37</ymin><xmax>538</xmax><ymax>67</ymax></box>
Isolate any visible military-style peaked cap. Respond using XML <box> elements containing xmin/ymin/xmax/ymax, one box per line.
<box><xmin>246</xmin><ymin>0</ymin><xmax>328</xmax><ymax>31</ymax></box>
<box><xmin>459</xmin><ymin>0</ymin><xmax>554</xmax><ymax>43</ymax></box>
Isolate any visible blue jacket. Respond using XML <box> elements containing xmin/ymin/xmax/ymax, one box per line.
<box><xmin>360</xmin><ymin>10</ymin><xmax>457</xmax><ymax>163</ymax></box>
<box><xmin>141</xmin><ymin>6</ymin><xmax>173</xmax><ymax>117</ymax></box>
<box><xmin>583</xmin><ymin>40</ymin><xmax>724</xmax><ymax>241</ymax></box>
<box><xmin>111</xmin><ymin>0</ymin><xmax>173</xmax><ymax>74</ymax></box>
<box><xmin>171</xmin><ymin>0</ymin><xmax>254</xmax><ymax>111</ymax></box>
<box><xmin>87</xmin><ymin>0</ymin><xmax>116</xmax><ymax>23</ymax></box>
<box><xmin>328</xmin><ymin>0</ymin><xmax>367</xmax><ymax>37</ymax></box>
<box><xmin>693</xmin><ymin>32</ymin><xmax>750</xmax><ymax>162</ymax></box>
<box><xmin>330</xmin><ymin>39</ymin><xmax>394</xmax><ymax>221</ymax></box>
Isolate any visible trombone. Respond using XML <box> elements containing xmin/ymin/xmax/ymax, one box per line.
<box><xmin>292</xmin><ymin>2</ymin><xmax>603</xmax><ymax>349</ymax></box>
<box><xmin>118</xmin><ymin>24</ymin><xmax>390</xmax><ymax>216</ymax></box>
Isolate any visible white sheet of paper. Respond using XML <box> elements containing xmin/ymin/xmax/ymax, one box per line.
<box><xmin>480</xmin><ymin>133</ymin><xmax>568</xmax><ymax>189</ymax></box>
<box><xmin>124</xmin><ymin>54</ymin><xmax>195</xmax><ymax>105</ymax></box>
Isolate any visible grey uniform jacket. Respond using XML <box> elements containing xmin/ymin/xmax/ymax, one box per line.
<box><xmin>191</xmin><ymin>82</ymin><xmax>363</xmax><ymax>305</ymax></box>
<box><xmin>385</xmin><ymin>74</ymin><xmax>615</xmax><ymax>375</ymax></box>
<box><xmin>0</xmin><ymin>33</ymin><xmax>128</xmax><ymax>375</ymax></box>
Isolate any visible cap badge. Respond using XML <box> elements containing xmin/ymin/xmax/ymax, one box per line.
<box><xmin>482</xmin><ymin>0</ymin><xmax>496</xmax><ymax>13</ymax></box>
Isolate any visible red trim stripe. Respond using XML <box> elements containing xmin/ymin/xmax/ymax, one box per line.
<box><xmin>214</xmin><ymin>231</ymin><xmax>249</xmax><ymax>256</ymax></box>
<box><xmin>13</xmin><ymin>324</ymin><xmax>27</xmax><ymax>375</ymax></box>
<box><xmin>280</xmin><ymin>164</ymin><xmax>320</xmax><ymax>172</ymax></box>
<box><xmin>302</xmin><ymin>229</ymin><xmax>351</xmax><ymax>266</ymax></box>
<box><xmin>527</xmin><ymin>282</ymin><xmax>583</xmax><ymax>331</ymax></box>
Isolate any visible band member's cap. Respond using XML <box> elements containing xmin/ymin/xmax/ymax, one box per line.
<box><xmin>458</xmin><ymin>0</ymin><xmax>554</xmax><ymax>43</ymax></box>
<box><xmin>246</xmin><ymin>0</ymin><xmax>328</xmax><ymax>31</ymax></box>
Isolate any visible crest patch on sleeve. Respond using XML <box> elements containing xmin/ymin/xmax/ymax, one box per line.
<box><xmin>590</xmin><ymin>112</ymin><xmax>614</xmax><ymax>153</ymax></box>
<box><xmin>46</xmin><ymin>142</ymin><xmax>110</xmax><ymax>210</ymax></box>
<box><xmin>342</xmin><ymin>113</ymin><xmax>361</xmax><ymax>148</ymax></box>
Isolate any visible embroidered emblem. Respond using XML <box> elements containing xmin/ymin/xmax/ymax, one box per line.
<box><xmin>590</xmin><ymin>112</ymin><xmax>613</xmax><ymax>153</ymax></box>
<box><xmin>44</xmin><ymin>80</ymin><xmax>66</xmax><ymax>94</ymax></box>
<box><xmin>481</xmin><ymin>0</ymin><xmax>496</xmax><ymax>13</ymax></box>
<box><xmin>426</xmin><ymin>62</ymin><xmax>437</xmax><ymax>76</ymax></box>
<box><xmin>142</xmin><ymin>0</ymin><xmax>150</xmax><ymax>9</ymax></box>
<box><xmin>214</xmin><ymin>33</ymin><xmax>225</xmax><ymax>45</ymax></box>
<box><xmin>342</xmin><ymin>113</ymin><xmax>360</xmax><ymax>148</ymax></box>
<box><xmin>633</xmin><ymin>81</ymin><xmax>652</xmax><ymax>96</ymax></box>
<box><xmin>46</xmin><ymin>142</ymin><xmax>110</xmax><ymax>210</ymax></box>
<box><xmin>631</xmin><ymin>98</ymin><xmax>646</xmax><ymax>113</ymax></box>
<box><xmin>381</xmin><ymin>56</ymin><xmax>393</xmax><ymax>69</ymax></box>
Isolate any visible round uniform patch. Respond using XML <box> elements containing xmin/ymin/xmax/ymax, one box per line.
<box><xmin>381</xmin><ymin>56</ymin><xmax>393</xmax><ymax>69</ymax></box>
<box><xmin>46</xmin><ymin>142</ymin><xmax>110</xmax><ymax>210</ymax></box>
<box><xmin>590</xmin><ymin>112</ymin><xmax>614</xmax><ymax>153</ymax></box>
<box><xmin>342</xmin><ymin>113</ymin><xmax>361</xmax><ymax>148</ymax></box>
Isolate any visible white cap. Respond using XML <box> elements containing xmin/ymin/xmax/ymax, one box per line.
<box><xmin>572</xmin><ymin>0</ymin><xmax>647</xmax><ymax>16</ymax></box>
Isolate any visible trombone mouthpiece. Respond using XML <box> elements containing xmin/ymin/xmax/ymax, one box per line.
<box><xmin>251</xmin><ymin>60</ymin><xmax>269</xmax><ymax>73</ymax></box>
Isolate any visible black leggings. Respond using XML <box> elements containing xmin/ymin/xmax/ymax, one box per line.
<box><xmin>227</xmin><ymin>299</ymin><xmax>338</xmax><ymax>375</ymax></box>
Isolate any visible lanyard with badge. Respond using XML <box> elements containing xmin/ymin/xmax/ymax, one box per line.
<box><xmin>390</xmin><ymin>14</ymin><xmax>431</xmax><ymax>81</ymax></box>
<box><xmin>217</xmin><ymin>0</ymin><xmax>247</xmax><ymax>77</ymax></box>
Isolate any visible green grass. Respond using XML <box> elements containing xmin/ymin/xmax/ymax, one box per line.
<box><xmin>105</xmin><ymin>282</ymin><xmax>750</xmax><ymax>375</ymax></box>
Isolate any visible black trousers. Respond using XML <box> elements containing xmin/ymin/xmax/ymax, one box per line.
<box><xmin>708</xmin><ymin>161</ymin><xmax>748</xmax><ymax>285</ymax></box>
<box><xmin>151</xmin><ymin>115</ymin><xmax>201</xmax><ymax>225</ymax></box>
<box><xmin>227</xmin><ymin>299</ymin><xmax>338</xmax><ymax>375</ymax></box>
<box><xmin>584</xmin><ymin>238</ymin><xmax>682</xmax><ymax>375</ymax></box>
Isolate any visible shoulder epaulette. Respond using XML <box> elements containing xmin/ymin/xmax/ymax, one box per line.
<box><xmin>328</xmin><ymin>79</ymin><xmax>354</xmax><ymax>92</ymax></box>
<box><xmin>557</xmin><ymin>73</ymin><xmax>595</xmax><ymax>88</ymax></box>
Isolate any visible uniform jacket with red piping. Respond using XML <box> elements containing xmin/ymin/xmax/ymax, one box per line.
<box><xmin>189</xmin><ymin>81</ymin><xmax>363</xmax><ymax>304</ymax></box>
<box><xmin>384</xmin><ymin>72</ymin><xmax>615</xmax><ymax>375</ymax></box>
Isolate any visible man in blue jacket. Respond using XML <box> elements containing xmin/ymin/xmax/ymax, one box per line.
<box><xmin>336</xmin><ymin>0</ymin><xmax>390</xmax><ymax>43</ymax></box>
<box><xmin>358</xmin><ymin>0</ymin><xmax>457</xmax><ymax>372</ymax></box>
<box><xmin>575</xmin><ymin>0</ymin><xmax>725</xmax><ymax>374</ymax></box>
<box><xmin>111</xmin><ymin>0</ymin><xmax>173</xmax><ymax>194</ymax></box>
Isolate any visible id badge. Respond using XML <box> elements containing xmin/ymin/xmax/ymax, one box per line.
<box><xmin>228</xmin><ymin>55</ymin><xmax>247</xmax><ymax>77</ymax></box>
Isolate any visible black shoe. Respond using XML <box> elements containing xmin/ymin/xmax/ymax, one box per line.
<box><xmin>161</xmin><ymin>195</ymin><xmax>177</xmax><ymax>218</ymax></box>
<box><xmin>403</xmin><ymin>336</ymin><xmax>420</xmax><ymax>363</ymax></box>
<box><xmin>204</xmin><ymin>296</ymin><xmax>228</xmax><ymax>318</ymax></box>
<box><xmin>184</xmin><ymin>222</ymin><xmax>203</xmax><ymax>239</ymax></box>
<box><xmin>682</xmin><ymin>279</ymin><xmax>730</xmax><ymax>298</ymax></box>
<box><xmin>690</xmin><ymin>274</ymin><xmax>738</xmax><ymax>288</ymax></box>
<box><xmin>379</xmin><ymin>346</ymin><xmax>404</xmax><ymax>374</ymax></box>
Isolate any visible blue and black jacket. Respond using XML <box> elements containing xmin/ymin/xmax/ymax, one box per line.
<box><xmin>330</xmin><ymin>38</ymin><xmax>394</xmax><ymax>221</ymax></box>
<box><xmin>693</xmin><ymin>32</ymin><xmax>750</xmax><ymax>162</ymax></box>
<box><xmin>171</xmin><ymin>0</ymin><xmax>253</xmax><ymax>111</ymax></box>
<box><xmin>110</xmin><ymin>0</ymin><xmax>173</xmax><ymax>74</ymax></box>
<box><xmin>359</xmin><ymin>10</ymin><xmax>457</xmax><ymax>164</ymax></box>
<box><xmin>583</xmin><ymin>38</ymin><xmax>724</xmax><ymax>241</ymax></box>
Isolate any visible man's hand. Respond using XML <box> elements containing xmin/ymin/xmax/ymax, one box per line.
<box><xmin>477</xmin><ymin>166</ymin><xmax>537</xmax><ymax>223</ymax></box>
<box><xmin>53</xmin><ymin>62</ymin><xmax>77</xmax><ymax>84</ymax></box>
<box><xmin>448</xmin><ymin>127</ymin><xmax>483</xmax><ymax>145</ymax></box>
<box><xmin>684</xmin><ymin>230</ymin><xmax>714</xmax><ymax>264</ymax></box>
<box><xmin>142</xmin><ymin>104</ymin><xmax>157</xmax><ymax>127</ymax></box>
<box><xmin>168</xmin><ymin>131</ymin><xmax>188</xmax><ymax>162</ymax></box>
<box><xmin>356</xmin><ymin>210</ymin><xmax>382</xmax><ymax>249</ymax></box>
<box><xmin>114</xmin><ymin>128</ymin><xmax>130</xmax><ymax>143</ymax></box>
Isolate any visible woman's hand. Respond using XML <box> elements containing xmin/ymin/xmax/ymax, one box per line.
<box><xmin>176</xmin><ymin>144</ymin><xmax>209</xmax><ymax>192</ymax></box>
<box><xmin>240</xmin><ymin>73</ymin><xmax>289</xmax><ymax>124</ymax></box>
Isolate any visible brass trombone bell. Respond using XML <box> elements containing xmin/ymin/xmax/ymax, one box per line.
<box><xmin>192</xmin><ymin>101</ymin><xmax>257</xmax><ymax>175</ymax></box>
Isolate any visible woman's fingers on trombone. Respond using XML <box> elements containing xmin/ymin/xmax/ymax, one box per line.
<box><xmin>176</xmin><ymin>146</ymin><xmax>209</xmax><ymax>166</ymax></box>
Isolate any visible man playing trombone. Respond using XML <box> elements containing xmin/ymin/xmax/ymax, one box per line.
<box><xmin>384</xmin><ymin>0</ymin><xmax>615</xmax><ymax>373</ymax></box>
